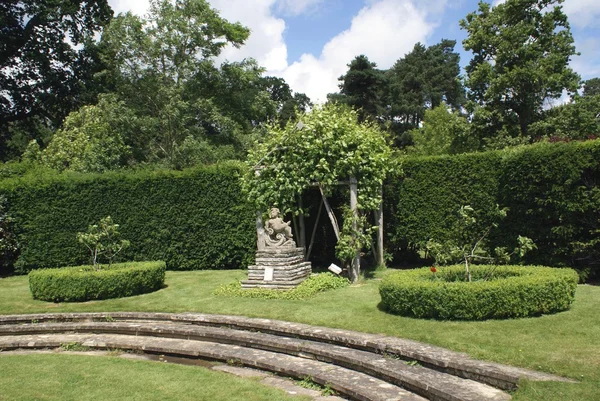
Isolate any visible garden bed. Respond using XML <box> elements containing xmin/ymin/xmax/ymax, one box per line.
<box><xmin>379</xmin><ymin>265</ymin><xmax>579</xmax><ymax>320</ymax></box>
<box><xmin>28</xmin><ymin>261</ymin><xmax>166</xmax><ymax>302</ymax></box>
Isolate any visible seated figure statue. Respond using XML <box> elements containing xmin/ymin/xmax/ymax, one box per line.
<box><xmin>266</xmin><ymin>207</ymin><xmax>293</xmax><ymax>239</ymax></box>
<box><xmin>263</xmin><ymin>207</ymin><xmax>295</xmax><ymax>248</ymax></box>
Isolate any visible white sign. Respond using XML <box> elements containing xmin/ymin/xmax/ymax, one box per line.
<box><xmin>264</xmin><ymin>267</ymin><xmax>274</xmax><ymax>281</ymax></box>
<box><xmin>328</xmin><ymin>263</ymin><xmax>342</xmax><ymax>275</ymax></box>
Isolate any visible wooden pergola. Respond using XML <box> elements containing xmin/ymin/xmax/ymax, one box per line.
<box><xmin>255</xmin><ymin>172</ymin><xmax>384</xmax><ymax>282</ymax></box>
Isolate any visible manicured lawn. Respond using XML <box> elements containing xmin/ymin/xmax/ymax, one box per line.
<box><xmin>0</xmin><ymin>353</ymin><xmax>309</xmax><ymax>401</ymax></box>
<box><xmin>0</xmin><ymin>269</ymin><xmax>598</xmax><ymax>401</ymax></box>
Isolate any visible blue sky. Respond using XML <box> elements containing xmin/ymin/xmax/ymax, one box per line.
<box><xmin>108</xmin><ymin>0</ymin><xmax>600</xmax><ymax>102</ymax></box>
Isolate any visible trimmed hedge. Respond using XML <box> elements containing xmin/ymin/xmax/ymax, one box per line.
<box><xmin>386</xmin><ymin>151</ymin><xmax>501</xmax><ymax>257</ymax></box>
<box><xmin>3</xmin><ymin>141</ymin><xmax>600</xmax><ymax>279</ymax></box>
<box><xmin>28</xmin><ymin>261</ymin><xmax>166</xmax><ymax>302</ymax></box>
<box><xmin>379</xmin><ymin>265</ymin><xmax>579</xmax><ymax>320</ymax></box>
<box><xmin>387</xmin><ymin>140</ymin><xmax>600</xmax><ymax>280</ymax></box>
<box><xmin>0</xmin><ymin>162</ymin><xmax>256</xmax><ymax>273</ymax></box>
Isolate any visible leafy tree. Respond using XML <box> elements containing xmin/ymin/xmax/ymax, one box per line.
<box><xmin>260</xmin><ymin>76</ymin><xmax>312</xmax><ymax>126</ymax></box>
<box><xmin>386</xmin><ymin>40</ymin><xmax>464</xmax><ymax>146</ymax></box>
<box><xmin>329</xmin><ymin>55</ymin><xmax>386</xmax><ymax>122</ymax></box>
<box><xmin>36</xmin><ymin>94</ymin><xmax>132</xmax><ymax>172</ymax></box>
<box><xmin>529</xmin><ymin>94</ymin><xmax>600</xmax><ymax>141</ymax></box>
<box><xmin>96</xmin><ymin>0</ymin><xmax>258</xmax><ymax>167</ymax></box>
<box><xmin>583</xmin><ymin>78</ymin><xmax>600</xmax><ymax>97</ymax></box>
<box><xmin>425</xmin><ymin>205</ymin><xmax>535</xmax><ymax>282</ymax></box>
<box><xmin>243</xmin><ymin>104</ymin><xmax>393</xmax><ymax>282</ymax></box>
<box><xmin>77</xmin><ymin>216</ymin><xmax>130</xmax><ymax>269</ymax></box>
<box><xmin>0</xmin><ymin>0</ymin><xmax>113</xmax><ymax>161</ymax></box>
<box><xmin>407</xmin><ymin>103</ymin><xmax>474</xmax><ymax>156</ymax></box>
<box><xmin>461</xmin><ymin>0</ymin><xmax>580</xmax><ymax>138</ymax></box>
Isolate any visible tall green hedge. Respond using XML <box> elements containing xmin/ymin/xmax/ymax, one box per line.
<box><xmin>386</xmin><ymin>140</ymin><xmax>600</xmax><ymax>279</ymax></box>
<box><xmin>386</xmin><ymin>151</ymin><xmax>502</xmax><ymax>254</ymax></box>
<box><xmin>2</xmin><ymin>141</ymin><xmax>599</xmax><ymax>278</ymax></box>
<box><xmin>0</xmin><ymin>163</ymin><xmax>256</xmax><ymax>273</ymax></box>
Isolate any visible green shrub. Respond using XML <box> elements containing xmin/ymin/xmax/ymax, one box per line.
<box><xmin>387</xmin><ymin>140</ymin><xmax>600</xmax><ymax>281</ymax></box>
<box><xmin>214</xmin><ymin>273</ymin><xmax>349</xmax><ymax>300</ymax></box>
<box><xmin>379</xmin><ymin>265</ymin><xmax>578</xmax><ymax>320</ymax></box>
<box><xmin>0</xmin><ymin>162</ymin><xmax>256</xmax><ymax>273</ymax></box>
<box><xmin>28</xmin><ymin>261</ymin><xmax>166</xmax><ymax>302</ymax></box>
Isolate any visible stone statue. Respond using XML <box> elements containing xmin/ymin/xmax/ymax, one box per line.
<box><xmin>245</xmin><ymin>207</ymin><xmax>311</xmax><ymax>289</ymax></box>
<box><xmin>260</xmin><ymin>207</ymin><xmax>295</xmax><ymax>249</ymax></box>
<box><xmin>266</xmin><ymin>207</ymin><xmax>293</xmax><ymax>239</ymax></box>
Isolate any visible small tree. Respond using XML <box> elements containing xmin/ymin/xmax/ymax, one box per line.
<box><xmin>77</xmin><ymin>216</ymin><xmax>130</xmax><ymax>270</ymax></box>
<box><xmin>425</xmin><ymin>205</ymin><xmax>535</xmax><ymax>281</ymax></box>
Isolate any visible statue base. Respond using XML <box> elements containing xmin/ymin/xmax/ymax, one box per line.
<box><xmin>242</xmin><ymin>247</ymin><xmax>312</xmax><ymax>290</ymax></box>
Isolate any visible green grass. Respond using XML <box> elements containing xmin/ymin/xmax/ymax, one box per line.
<box><xmin>1</xmin><ymin>269</ymin><xmax>599</xmax><ymax>401</ymax></box>
<box><xmin>0</xmin><ymin>353</ymin><xmax>309</xmax><ymax>401</ymax></box>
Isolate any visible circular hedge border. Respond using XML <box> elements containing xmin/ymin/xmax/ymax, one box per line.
<box><xmin>29</xmin><ymin>261</ymin><xmax>166</xmax><ymax>302</ymax></box>
<box><xmin>379</xmin><ymin>265</ymin><xmax>579</xmax><ymax>320</ymax></box>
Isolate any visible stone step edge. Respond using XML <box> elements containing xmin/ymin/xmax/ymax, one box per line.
<box><xmin>0</xmin><ymin>321</ymin><xmax>511</xmax><ymax>401</ymax></box>
<box><xmin>0</xmin><ymin>333</ymin><xmax>427</xmax><ymax>401</ymax></box>
<box><xmin>0</xmin><ymin>312</ymin><xmax>575</xmax><ymax>391</ymax></box>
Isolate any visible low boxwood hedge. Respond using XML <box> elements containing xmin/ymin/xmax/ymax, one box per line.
<box><xmin>379</xmin><ymin>265</ymin><xmax>578</xmax><ymax>320</ymax></box>
<box><xmin>28</xmin><ymin>261</ymin><xmax>166</xmax><ymax>302</ymax></box>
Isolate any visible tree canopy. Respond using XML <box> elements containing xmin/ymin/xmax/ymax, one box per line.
<box><xmin>387</xmin><ymin>39</ymin><xmax>464</xmax><ymax>134</ymax></box>
<box><xmin>461</xmin><ymin>0</ymin><xmax>580</xmax><ymax>138</ymax></box>
<box><xmin>0</xmin><ymin>0</ymin><xmax>113</xmax><ymax>160</ymax></box>
<box><xmin>583</xmin><ymin>78</ymin><xmax>600</xmax><ymax>98</ymax></box>
<box><xmin>95</xmin><ymin>0</ymin><xmax>257</xmax><ymax>167</ymax></box>
<box><xmin>328</xmin><ymin>55</ymin><xmax>386</xmax><ymax>123</ymax></box>
<box><xmin>328</xmin><ymin>40</ymin><xmax>464</xmax><ymax>149</ymax></box>
<box><xmin>407</xmin><ymin>104</ymin><xmax>473</xmax><ymax>156</ymax></box>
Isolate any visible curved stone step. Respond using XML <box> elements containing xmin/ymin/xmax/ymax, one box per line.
<box><xmin>0</xmin><ymin>313</ymin><xmax>574</xmax><ymax>391</ymax></box>
<box><xmin>0</xmin><ymin>321</ymin><xmax>510</xmax><ymax>401</ymax></box>
<box><xmin>0</xmin><ymin>333</ymin><xmax>427</xmax><ymax>401</ymax></box>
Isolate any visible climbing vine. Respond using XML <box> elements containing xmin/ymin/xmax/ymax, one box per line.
<box><xmin>243</xmin><ymin>104</ymin><xmax>393</xmax><ymax>215</ymax></box>
<box><xmin>243</xmin><ymin>104</ymin><xmax>393</xmax><ymax>278</ymax></box>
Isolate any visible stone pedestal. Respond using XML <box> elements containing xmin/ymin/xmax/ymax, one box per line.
<box><xmin>242</xmin><ymin>247</ymin><xmax>312</xmax><ymax>289</ymax></box>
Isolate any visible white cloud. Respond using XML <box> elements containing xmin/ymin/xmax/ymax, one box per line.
<box><xmin>275</xmin><ymin>0</ymin><xmax>325</xmax><ymax>16</ymax></box>
<box><xmin>562</xmin><ymin>0</ymin><xmax>600</xmax><ymax>28</ymax></box>
<box><xmin>108</xmin><ymin>0</ymin><xmax>149</xmax><ymax>16</ymax></box>
<box><xmin>277</xmin><ymin>0</ymin><xmax>439</xmax><ymax>102</ymax></box>
<box><xmin>210</xmin><ymin>0</ymin><xmax>288</xmax><ymax>71</ymax></box>
<box><xmin>106</xmin><ymin>0</ymin><xmax>444</xmax><ymax>103</ymax></box>
<box><xmin>571</xmin><ymin>38</ymin><xmax>600</xmax><ymax>79</ymax></box>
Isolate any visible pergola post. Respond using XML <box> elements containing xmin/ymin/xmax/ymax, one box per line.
<box><xmin>298</xmin><ymin>195</ymin><xmax>306</xmax><ymax>248</ymax></box>
<box><xmin>376</xmin><ymin>189</ymin><xmax>384</xmax><ymax>267</ymax></box>
<box><xmin>349</xmin><ymin>176</ymin><xmax>360</xmax><ymax>282</ymax></box>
